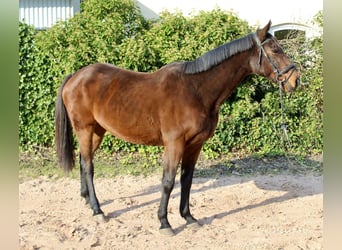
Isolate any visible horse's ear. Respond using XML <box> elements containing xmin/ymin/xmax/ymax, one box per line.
<box><xmin>256</xmin><ymin>20</ymin><xmax>272</xmax><ymax>41</ymax></box>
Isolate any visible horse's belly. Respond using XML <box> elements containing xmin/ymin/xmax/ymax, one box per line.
<box><xmin>102</xmin><ymin>121</ymin><xmax>163</xmax><ymax>146</ymax></box>
<box><xmin>114</xmin><ymin>130</ymin><xmax>162</xmax><ymax>146</ymax></box>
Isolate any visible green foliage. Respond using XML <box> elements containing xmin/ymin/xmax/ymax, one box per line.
<box><xmin>19</xmin><ymin>22</ymin><xmax>55</xmax><ymax>147</ymax></box>
<box><xmin>19</xmin><ymin>22</ymin><xmax>36</xmax><ymax>147</ymax></box>
<box><xmin>120</xmin><ymin>9</ymin><xmax>250</xmax><ymax>67</ymax></box>
<box><xmin>19</xmin><ymin>1</ymin><xmax>323</xmax><ymax>160</ymax></box>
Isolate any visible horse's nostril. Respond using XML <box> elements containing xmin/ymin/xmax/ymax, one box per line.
<box><xmin>296</xmin><ymin>77</ymin><xmax>300</xmax><ymax>87</ymax></box>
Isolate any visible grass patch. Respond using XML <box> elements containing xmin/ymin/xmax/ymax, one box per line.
<box><xmin>19</xmin><ymin>148</ymin><xmax>162</xmax><ymax>182</ymax></box>
<box><xmin>19</xmin><ymin>147</ymin><xmax>322</xmax><ymax>182</ymax></box>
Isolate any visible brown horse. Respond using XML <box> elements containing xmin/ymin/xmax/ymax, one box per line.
<box><xmin>55</xmin><ymin>21</ymin><xmax>299</xmax><ymax>235</ymax></box>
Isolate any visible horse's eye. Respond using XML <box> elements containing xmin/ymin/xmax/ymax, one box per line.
<box><xmin>273</xmin><ymin>47</ymin><xmax>281</xmax><ymax>53</ymax></box>
<box><xmin>271</xmin><ymin>45</ymin><xmax>282</xmax><ymax>53</ymax></box>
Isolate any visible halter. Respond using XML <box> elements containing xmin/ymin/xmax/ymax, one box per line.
<box><xmin>253</xmin><ymin>33</ymin><xmax>296</xmax><ymax>92</ymax></box>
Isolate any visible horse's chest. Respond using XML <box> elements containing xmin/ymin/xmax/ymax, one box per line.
<box><xmin>203</xmin><ymin>116</ymin><xmax>219</xmax><ymax>137</ymax></box>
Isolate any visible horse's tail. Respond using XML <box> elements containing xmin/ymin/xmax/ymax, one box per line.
<box><xmin>55</xmin><ymin>74</ymin><xmax>75</xmax><ymax>173</ymax></box>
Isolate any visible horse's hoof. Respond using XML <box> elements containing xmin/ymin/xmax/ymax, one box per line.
<box><xmin>159</xmin><ymin>227</ymin><xmax>175</xmax><ymax>236</ymax></box>
<box><xmin>94</xmin><ymin>213</ymin><xmax>109</xmax><ymax>223</ymax></box>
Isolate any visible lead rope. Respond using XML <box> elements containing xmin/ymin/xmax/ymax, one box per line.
<box><xmin>278</xmin><ymin>82</ymin><xmax>291</xmax><ymax>148</ymax></box>
<box><xmin>278</xmin><ymin>82</ymin><xmax>299</xmax><ymax>172</ymax></box>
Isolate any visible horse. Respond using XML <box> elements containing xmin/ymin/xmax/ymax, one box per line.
<box><xmin>55</xmin><ymin>21</ymin><xmax>299</xmax><ymax>235</ymax></box>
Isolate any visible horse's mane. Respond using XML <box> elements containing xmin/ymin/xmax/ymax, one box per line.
<box><xmin>182</xmin><ymin>33</ymin><xmax>255</xmax><ymax>74</ymax></box>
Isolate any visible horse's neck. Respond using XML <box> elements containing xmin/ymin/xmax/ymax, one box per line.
<box><xmin>196</xmin><ymin>51</ymin><xmax>253</xmax><ymax>114</ymax></box>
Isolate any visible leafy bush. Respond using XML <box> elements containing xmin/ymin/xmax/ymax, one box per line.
<box><xmin>19</xmin><ymin>0</ymin><xmax>323</xmax><ymax>159</ymax></box>
<box><xmin>19</xmin><ymin>22</ymin><xmax>54</xmax><ymax>147</ymax></box>
<box><xmin>19</xmin><ymin>22</ymin><xmax>36</xmax><ymax>147</ymax></box>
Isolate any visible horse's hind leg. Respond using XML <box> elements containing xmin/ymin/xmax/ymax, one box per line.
<box><xmin>80</xmin><ymin>124</ymin><xmax>105</xmax><ymax>205</ymax></box>
<box><xmin>77</xmin><ymin>124</ymin><xmax>105</xmax><ymax>216</ymax></box>
<box><xmin>79</xmin><ymin>154</ymin><xmax>89</xmax><ymax>204</ymax></box>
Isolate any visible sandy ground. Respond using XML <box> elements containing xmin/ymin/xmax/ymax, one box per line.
<box><xmin>19</xmin><ymin>173</ymin><xmax>322</xmax><ymax>249</ymax></box>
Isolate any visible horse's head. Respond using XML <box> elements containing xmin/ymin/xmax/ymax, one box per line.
<box><xmin>252</xmin><ymin>21</ymin><xmax>300</xmax><ymax>93</ymax></box>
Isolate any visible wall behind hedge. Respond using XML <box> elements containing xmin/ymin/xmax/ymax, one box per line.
<box><xmin>19</xmin><ymin>0</ymin><xmax>323</xmax><ymax>158</ymax></box>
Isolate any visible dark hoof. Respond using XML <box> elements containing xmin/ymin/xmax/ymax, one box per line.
<box><xmin>159</xmin><ymin>227</ymin><xmax>175</xmax><ymax>236</ymax></box>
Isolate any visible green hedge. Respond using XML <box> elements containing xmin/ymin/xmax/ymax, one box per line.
<box><xmin>19</xmin><ymin>0</ymin><xmax>323</xmax><ymax>158</ymax></box>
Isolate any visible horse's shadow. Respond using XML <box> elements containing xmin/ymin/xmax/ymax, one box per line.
<box><xmin>101</xmin><ymin>155</ymin><xmax>322</xmax><ymax>234</ymax></box>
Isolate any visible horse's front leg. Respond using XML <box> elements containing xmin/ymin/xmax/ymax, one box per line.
<box><xmin>158</xmin><ymin>168</ymin><xmax>177</xmax><ymax>234</ymax></box>
<box><xmin>158</xmin><ymin>140</ymin><xmax>184</xmax><ymax>235</ymax></box>
<box><xmin>180</xmin><ymin>144</ymin><xmax>202</xmax><ymax>227</ymax></box>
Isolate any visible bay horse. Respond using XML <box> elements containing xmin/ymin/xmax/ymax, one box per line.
<box><xmin>55</xmin><ymin>21</ymin><xmax>299</xmax><ymax>235</ymax></box>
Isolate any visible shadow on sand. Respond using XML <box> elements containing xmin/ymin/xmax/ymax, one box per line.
<box><xmin>101</xmin><ymin>154</ymin><xmax>322</xmax><ymax>234</ymax></box>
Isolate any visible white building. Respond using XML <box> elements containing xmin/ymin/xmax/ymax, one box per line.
<box><xmin>19</xmin><ymin>0</ymin><xmax>80</xmax><ymax>30</ymax></box>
